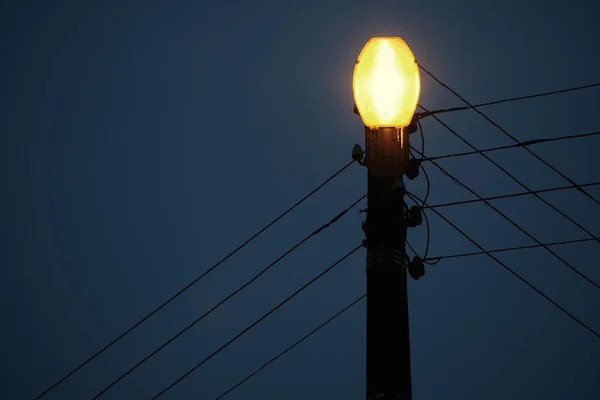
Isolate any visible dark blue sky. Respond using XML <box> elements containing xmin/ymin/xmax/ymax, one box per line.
<box><xmin>2</xmin><ymin>1</ymin><xmax>599</xmax><ymax>399</ymax></box>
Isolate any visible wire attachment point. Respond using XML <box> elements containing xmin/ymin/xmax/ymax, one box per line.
<box><xmin>406</xmin><ymin>206</ymin><xmax>423</xmax><ymax>228</ymax></box>
<box><xmin>408</xmin><ymin>256</ymin><xmax>425</xmax><ymax>280</ymax></box>
<box><xmin>352</xmin><ymin>144</ymin><xmax>365</xmax><ymax>165</ymax></box>
<box><xmin>405</xmin><ymin>159</ymin><xmax>421</xmax><ymax>180</ymax></box>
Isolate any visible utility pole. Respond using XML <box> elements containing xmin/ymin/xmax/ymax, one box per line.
<box><xmin>361</xmin><ymin>125</ymin><xmax>421</xmax><ymax>400</ymax></box>
<box><xmin>351</xmin><ymin>37</ymin><xmax>424</xmax><ymax>400</ymax></box>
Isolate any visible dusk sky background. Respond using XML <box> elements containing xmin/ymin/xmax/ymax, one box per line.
<box><xmin>1</xmin><ymin>0</ymin><xmax>600</xmax><ymax>399</ymax></box>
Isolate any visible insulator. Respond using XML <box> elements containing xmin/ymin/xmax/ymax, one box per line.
<box><xmin>405</xmin><ymin>159</ymin><xmax>420</xmax><ymax>180</ymax></box>
<box><xmin>406</xmin><ymin>205</ymin><xmax>423</xmax><ymax>228</ymax></box>
<box><xmin>352</xmin><ymin>144</ymin><xmax>364</xmax><ymax>162</ymax></box>
<box><xmin>408</xmin><ymin>256</ymin><xmax>425</xmax><ymax>280</ymax></box>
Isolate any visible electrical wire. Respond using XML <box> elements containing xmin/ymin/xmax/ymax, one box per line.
<box><xmin>420</xmin><ymin>163</ymin><xmax>432</xmax><ymax>208</ymax></box>
<box><xmin>417</xmin><ymin>106</ymin><xmax>600</xmax><ymax>251</ymax></box>
<box><xmin>32</xmin><ymin>65</ymin><xmax>600</xmax><ymax>400</ymax></box>
<box><xmin>342</xmin><ymin>180</ymin><xmax>598</xmax><ymax>263</ymax></box>
<box><xmin>405</xmin><ymin>195</ymin><xmax>432</xmax><ymax>263</ymax></box>
<box><xmin>419</xmin><ymin>122</ymin><xmax>432</xmax><ymax>260</ymax></box>
<box><xmin>417</xmin><ymin>120</ymin><xmax>431</xmax><ymax>207</ymax></box>
<box><xmin>406</xmin><ymin>120</ymin><xmax>432</xmax><ymax>261</ymax></box>
<box><xmin>147</xmin><ymin>77</ymin><xmax>600</xmax><ymax>398</ymax></box>
<box><xmin>34</xmin><ymin>159</ymin><xmax>356</xmax><ymax>400</ymax></box>
<box><xmin>422</xmin><ymin>207</ymin><xmax>432</xmax><ymax>261</ymax></box>
<box><xmin>214</xmin><ymin>293</ymin><xmax>366</xmax><ymax>399</ymax></box>
<box><xmin>424</xmin><ymin>130</ymin><xmax>600</xmax><ymax>162</ymax></box>
<box><xmin>416</xmin><ymin>82</ymin><xmax>600</xmax><ymax>118</ymax></box>
<box><xmin>425</xmin><ymin>181</ymin><xmax>600</xmax><ymax>209</ymax></box>
<box><xmin>411</xmin><ymin>145</ymin><xmax>600</xmax><ymax>290</ymax></box>
<box><xmin>408</xmin><ymin>191</ymin><xmax>600</xmax><ymax>340</ymax></box>
<box><xmin>91</xmin><ymin>195</ymin><xmax>367</xmax><ymax>398</ymax></box>
<box><xmin>330</xmin><ymin>184</ymin><xmax>599</xmax><ymax>258</ymax></box>
<box><xmin>417</xmin><ymin>119</ymin><xmax>426</xmax><ymax>159</ymax></box>
<box><xmin>424</xmin><ymin>237</ymin><xmax>599</xmax><ymax>264</ymax></box>
<box><xmin>218</xmin><ymin>203</ymin><xmax>599</xmax><ymax>400</ymax></box>
<box><xmin>151</xmin><ymin>244</ymin><xmax>363</xmax><ymax>399</ymax></box>
<box><xmin>418</xmin><ymin>64</ymin><xmax>600</xmax><ymax>206</ymax></box>
<box><xmin>425</xmin><ymin>257</ymin><xmax>442</xmax><ymax>266</ymax></box>
<box><xmin>421</xmin><ymin>107</ymin><xmax>600</xmax><ymax>249</ymax></box>
<box><xmin>406</xmin><ymin>239</ymin><xmax>419</xmax><ymax>259</ymax></box>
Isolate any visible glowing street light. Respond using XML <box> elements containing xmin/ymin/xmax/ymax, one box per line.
<box><xmin>352</xmin><ymin>37</ymin><xmax>421</xmax><ymax>178</ymax></box>
<box><xmin>353</xmin><ymin>36</ymin><xmax>424</xmax><ymax>400</ymax></box>
<box><xmin>353</xmin><ymin>37</ymin><xmax>420</xmax><ymax>129</ymax></box>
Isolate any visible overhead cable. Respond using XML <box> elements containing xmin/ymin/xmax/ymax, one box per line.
<box><xmin>92</xmin><ymin>196</ymin><xmax>366</xmax><ymax>398</ymax></box>
<box><xmin>407</xmin><ymin>192</ymin><xmax>600</xmax><ymax>340</ymax></box>
<box><xmin>151</xmin><ymin>244</ymin><xmax>363</xmax><ymax>399</ymax></box>
<box><xmin>411</xmin><ymin>145</ymin><xmax>600</xmax><ymax>290</ymax></box>
<box><xmin>34</xmin><ymin>159</ymin><xmax>356</xmax><ymax>400</ymax></box>
<box><xmin>418</xmin><ymin>64</ymin><xmax>600</xmax><ymax>206</ymax></box>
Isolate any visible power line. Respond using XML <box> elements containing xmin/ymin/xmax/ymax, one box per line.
<box><xmin>33</xmin><ymin>159</ymin><xmax>355</xmax><ymax>400</ymax></box>
<box><xmin>214</xmin><ymin>242</ymin><xmax>600</xmax><ymax>399</ymax></box>
<box><xmin>32</xmin><ymin>56</ymin><xmax>599</xmax><ymax>400</ymax></box>
<box><xmin>152</xmin><ymin>244</ymin><xmax>363</xmax><ymax>399</ymax></box>
<box><xmin>92</xmin><ymin>196</ymin><xmax>366</xmax><ymax>398</ymax></box>
<box><xmin>422</xmin><ymin>208</ymin><xmax>432</xmax><ymax>261</ymax></box>
<box><xmin>425</xmin><ymin>131</ymin><xmax>600</xmax><ymax>162</ymax></box>
<box><xmin>44</xmin><ymin>71</ymin><xmax>597</xmax><ymax>399</ymax></box>
<box><xmin>359</xmin><ymin>179</ymin><xmax>600</xmax><ymax>262</ymax></box>
<box><xmin>414</xmin><ymin>108</ymin><xmax>600</xmax><ymax>272</ymax></box>
<box><xmin>417</xmin><ymin>120</ymin><xmax>432</xmax><ymax>207</ymax></box>
<box><xmin>406</xmin><ymin>192</ymin><xmax>600</xmax><ymax>340</ymax></box>
<box><xmin>342</xmin><ymin>181</ymin><xmax>600</xmax><ymax>251</ymax></box>
<box><xmin>411</xmin><ymin>145</ymin><xmax>600</xmax><ymax>290</ymax></box>
<box><xmin>424</xmin><ymin>237</ymin><xmax>599</xmax><ymax>264</ymax></box>
<box><xmin>417</xmin><ymin>119</ymin><xmax>426</xmax><ymax>161</ymax></box>
<box><xmin>406</xmin><ymin>239</ymin><xmax>420</xmax><ymax>259</ymax></box>
<box><xmin>418</xmin><ymin>107</ymin><xmax>600</xmax><ymax>250</ymax></box>
<box><xmin>345</xmin><ymin>180</ymin><xmax>600</xmax><ymax>260</ymax></box>
<box><xmin>418</xmin><ymin>64</ymin><xmax>600</xmax><ymax>206</ymax></box>
<box><xmin>425</xmin><ymin>181</ymin><xmax>600</xmax><ymax>209</ymax></box>
<box><xmin>143</xmin><ymin>65</ymin><xmax>596</xmax><ymax>397</ymax></box>
<box><xmin>215</xmin><ymin>293</ymin><xmax>366</xmax><ymax>399</ymax></box>
<box><xmin>416</xmin><ymin>82</ymin><xmax>600</xmax><ymax>118</ymax></box>
<box><xmin>406</xmin><ymin>122</ymin><xmax>433</xmax><ymax>261</ymax></box>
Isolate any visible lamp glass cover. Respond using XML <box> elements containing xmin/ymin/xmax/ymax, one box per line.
<box><xmin>353</xmin><ymin>37</ymin><xmax>420</xmax><ymax>128</ymax></box>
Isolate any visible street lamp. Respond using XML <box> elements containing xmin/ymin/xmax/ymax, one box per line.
<box><xmin>353</xmin><ymin>37</ymin><xmax>420</xmax><ymax>129</ymax></box>
<box><xmin>353</xmin><ymin>36</ymin><xmax>422</xmax><ymax>400</ymax></box>
<box><xmin>353</xmin><ymin>37</ymin><xmax>420</xmax><ymax>178</ymax></box>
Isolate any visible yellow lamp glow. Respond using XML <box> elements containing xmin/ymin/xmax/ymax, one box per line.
<box><xmin>353</xmin><ymin>37</ymin><xmax>420</xmax><ymax>129</ymax></box>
